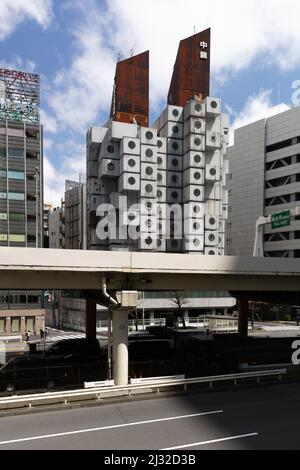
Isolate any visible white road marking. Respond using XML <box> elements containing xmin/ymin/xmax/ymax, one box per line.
<box><xmin>0</xmin><ymin>410</ymin><xmax>223</xmax><ymax>446</ymax></box>
<box><xmin>162</xmin><ymin>432</ymin><xmax>259</xmax><ymax>450</ymax></box>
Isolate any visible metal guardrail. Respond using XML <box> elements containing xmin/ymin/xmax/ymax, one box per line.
<box><xmin>0</xmin><ymin>369</ymin><xmax>287</xmax><ymax>411</ymax></box>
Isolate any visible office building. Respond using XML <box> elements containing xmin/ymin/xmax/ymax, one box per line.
<box><xmin>226</xmin><ymin>106</ymin><xmax>300</xmax><ymax>258</ymax></box>
<box><xmin>0</xmin><ymin>68</ymin><xmax>44</xmax><ymax>336</ymax></box>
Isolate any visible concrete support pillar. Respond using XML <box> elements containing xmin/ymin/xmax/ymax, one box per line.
<box><xmin>184</xmin><ymin>310</ymin><xmax>189</xmax><ymax>326</ymax></box>
<box><xmin>112</xmin><ymin>310</ymin><xmax>129</xmax><ymax>386</ymax></box>
<box><xmin>238</xmin><ymin>299</ymin><xmax>249</xmax><ymax>338</ymax></box>
<box><xmin>149</xmin><ymin>311</ymin><xmax>155</xmax><ymax>326</ymax></box>
<box><xmin>86</xmin><ymin>300</ymin><xmax>97</xmax><ymax>339</ymax></box>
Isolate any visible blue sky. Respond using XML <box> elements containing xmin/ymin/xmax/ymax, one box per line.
<box><xmin>0</xmin><ymin>0</ymin><xmax>300</xmax><ymax>204</ymax></box>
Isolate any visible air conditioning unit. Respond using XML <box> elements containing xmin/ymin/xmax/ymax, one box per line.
<box><xmin>167</xmin><ymin>155</ymin><xmax>183</xmax><ymax>172</ymax></box>
<box><xmin>183</xmin><ymin>185</ymin><xmax>204</xmax><ymax>203</ymax></box>
<box><xmin>184</xmin><ymin>236</ymin><xmax>204</xmax><ymax>252</ymax></box>
<box><xmin>157</xmin><ymin>153</ymin><xmax>167</xmax><ymax>170</ymax></box>
<box><xmin>140</xmin><ymin>180</ymin><xmax>157</xmax><ymax>199</ymax></box>
<box><xmin>206</xmin><ymin>97</ymin><xmax>221</xmax><ymax>116</ymax></box>
<box><xmin>167</xmin><ymin>171</ymin><xmax>183</xmax><ymax>188</ymax></box>
<box><xmin>141</xmin><ymin>145</ymin><xmax>158</xmax><ymax>163</ymax></box>
<box><xmin>157</xmin><ymin>170</ymin><xmax>167</xmax><ymax>187</ymax></box>
<box><xmin>160</xmin><ymin>122</ymin><xmax>183</xmax><ymax>139</ymax></box>
<box><xmin>206</xmin><ymin>131</ymin><xmax>221</xmax><ymax>150</ymax></box>
<box><xmin>183</xmin><ymin>168</ymin><xmax>205</xmax><ymax>187</ymax></box>
<box><xmin>205</xmin><ymin>231</ymin><xmax>218</xmax><ymax>246</ymax></box>
<box><xmin>118</xmin><ymin>173</ymin><xmax>140</xmax><ymax>193</ymax></box>
<box><xmin>206</xmin><ymin>165</ymin><xmax>220</xmax><ymax>182</ymax></box>
<box><xmin>120</xmin><ymin>154</ymin><xmax>140</xmax><ymax>174</ymax></box>
<box><xmin>141</xmin><ymin>162</ymin><xmax>157</xmax><ymax>181</ymax></box>
<box><xmin>184</xmin><ymin>117</ymin><xmax>206</xmax><ymax>138</ymax></box>
<box><xmin>157</xmin><ymin>137</ymin><xmax>167</xmax><ymax>154</ymax></box>
<box><xmin>99</xmin><ymin>159</ymin><xmax>119</xmax><ymax>179</ymax></box>
<box><xmin>184</xmin><ymin>218</ymin><xmax>205</xmax><ymax>236</ymax></box>
<box><xmin>205</xmin><ymin>214</ymin><xmax>219</xmax><ymax>230</ymax></box>
<box><xmin>138</xmin><ymin>127</ymin><xmax>158</xmax><ymax>146</ymax></box>
<box><xmin>183</xmin><ymin>151</ymin><xmax>205</xmax><ymax>171</ymax></box>
<box><xmin>184</xmin><ymin>134</ymin><xmax>205</xmax><ymax>154</ymax></box>
<box><xmin>167</xmin><ymin>188</ymin><xmax>183</xmax><ymax>204</ymax></box>
<box><xmin>120</xmin><ymin>137</ymin><xmax>140</xmax><ymax>156</ymax></box>
<box><xmin>167</xmin><ymin>138</ymin><xmax>183</xmax><ymax>156</ymax></box>
<box><xmin>184</xmin><ymin>100</ymin><xmax>206</xmax><ymax>119</ymax></box>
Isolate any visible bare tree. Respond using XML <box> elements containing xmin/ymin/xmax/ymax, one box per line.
<box><xmin>171</xmin><ymin>292</ymin><xmax>190</xmax><ymax>329</ymax></box>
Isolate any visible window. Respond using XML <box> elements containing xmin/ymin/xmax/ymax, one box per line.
<box><xmin>8</xmin><ymin>171</ymin><xmax>25</xmax><ymax>180</ymax></box>
<box><xmin>26</xmin><ymin>152</ymin><xmax>39</xmax><ymax>160</ymax></box>
<box><xmin>0</xmin><ymin>213</ymin><xmax>7</xmax><ymax>221</ymax></box>
<box><xmin>8</xmin><ymin>148</ymin><xmax>24</xmax><ymax>159</ymax></box>
<box><xmin>0</xmin><ymin>234</ymin><xmax>8</xmax><ymax>241</ymax></box>
<box><xmin>27</xmin><ymin>214</ymin><xmax>36</xmax><ymax>221</ymax></box>
<box><xmin>0</xmin><ymin>318</ymin><xmax>5</xmax><ymax>333</ymax></box>
<box><xmin>8</xmin><ymin>193</ymin><xmax>25</xmax><ymax>201</ymax></box>
<box><xmin>27</xmin><ymin>235</ymin><xmax>36</xmax><ymax>242</ymax></box>
<box><xmin>11</xmin><ymin>318</ymin><xmax>21</xmax><ymax>333</ymax></box>
<box><xmin>9</xmin><ymin>213</ymin><xmax>25</xmax><ymax>222</ymax></box>
<box><xmin>26</xmin><ymin>129</ymin><xmax>39</xmax><ymax>139</ymax></box>
<box><xmin>9</xmin><ymin>234</ymin><xmax>25</xmax><ymax>243</ymax></box>
<box><xmin>27</xmin><ymin>194</ymin><xmax>36</xmax><ymax>201</ymax></box>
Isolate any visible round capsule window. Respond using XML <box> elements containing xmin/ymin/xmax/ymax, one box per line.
<box><xmin>209</xmin><ymin>234</ymin><xmax>216</xmax><ymax>242</ymax></box>
<box><xmin>157</xmin><ymin>140</ymin><xmax>163</xmax><ymax>148</ymax></box>
<box><xmin>209</xmin><ymin>218</ymin><xmax>216</xmax><ymax>226</ymax></box>
<box><xmin>157</xmin><ymin>156</ymin><xmax>163</xmax><ymax>165</ymax></box>
<box><xmin>128</xmin><ymin>159</ymin><xmax>136</xmax><ymax>168</ymax></box>
<box><xmin>194</xmin><ymin>172</ymin><xmax>201</xmax><ymax>181</ymax></box>
<box><xmin>157</xmin><ymin>173</ymin><xmax>163</xmax><ymax>182</ymax></box>
<box><xmin>211</xmin><ymin>100</ymin><xmax>218</xmax><ymax>109</ymax></box>
<box><xmin>210</xmin><ymin>168</ymin><xmax>217</xmax><ymax>176</ymax></box>
<box><xmin>209</xmin><ymin>250</ymin><xmax>215</xmax><ymax>255</ymax></box>
<box><xmin>172</xmin><ymin>191</ymin><xmax>179</xmax><ymax>200</ymax></box>
<box><xmin>194</xmin><ymin>154</ymin><xmax>201</xmax><ymax>164</ymax></box>
<box><xmin>172</xmin><ymin>125</ymin><xmax>179</xmax><ymax>134</ymax></box>
<box><xmin>194</xmin><ymin>103</ymin><xmax>202</xmax><ymax>113</ymax></box>
<box><xmin>194</xmin><ymin>120</ymin><xmax>202</xmax><ymax>130</ymax></box>
<box><xmin>193</xmin><ymin>238</ymin><xmax>201</xmax><ymax>247</ymax></box>
<box><xmin>128</xmin><ymin>140</ymin><xmax>136</xmax><ymax>150</ymax></box>
<box><xmin>193</xmin><ymin>205</ymin><xmax>201</xmax><ymax>215</ymax></box>
<box><xmin>193</xmin><ymin>222</ymin><xmax>201</xmax><ymax>231</ymax></box>
<box><xmin>107</xmin><ymin>145</ymin><xmax>115</xmax><ymax>154</ymax></box>
<box><xmin>145</xmin><ymin>131</ymin><xmax>154</xmax><ymax>141</ymax></box>
<box><xmin>157</xmin><ymin>190</ymin><xmax>163</xmax><ymax>198</ymax></box>
<box><xmin>107</xmin><ymin>163</ymin><xmax>115</xmax><ymax>172</ymax></box>
<box><xmin>194</xmin><ymin>137</ymin><xmax>202</xmax><ymax>147</ymax></box>
<box><xmin>128</xmin><ymin>177</ymin><xmax>136</xmax><ymax>186</ymax></box>
<box><xmin>172</xmin><ymin>109</ymin><xmax>179</xmax><ymax>118</ymax></box>
<box><xmin>157</xmin><ymin>239</ymin><xmax>162</xmax><ymax>247</ymax></box>
<box><xmin>171</xmin><ymin>240</ymin><xmax>178</xmax><ymax>248</ymax></box>
<box><xmin>145</xmin><ymin>237</ymin><xmax>153</xmax><ymax>246</ymax></box>
<box><xmin>172</xmin><ymin>158</ymin><xmax>179</xmax><ymax>167</ymax></box>
<box><xmin>145</xmin><ymin>166</ymin><xmax>154</xmax><ymax>176</ymax></box>
<box><xmin>146</xmin><ymin>219</ymin><xmax>152</xmax><ymax>228</ymax></box>
<box><xmin>128</xmin><ymin>213</ymin><xmax>136</xmax><ymax>222</ymax></box>
<box><xmin>145</xmin><ymin>184</ymin><xmax>153</xmax><ymax>193</ymax></box>
<box><xmin>145</xmin><ymin>148</ymin><xmax>153</xmax><ymax>158</ymax></box>
<box><xmin>171</xmin><ymin>175</ymin><xmax>178</xmax><ymax>183</ymax></box>
<box><xmin>146</xmin><ymin>202</ymin><xmax>152</xmax><ymax>210</ymax></box>
<box><xmin>172</xmin><ymin>141</ymin><xmax>179</xmax><ymax>151</ymax></box>
<box><xmin>194</xmin><ymin>189</ymin><xmax>201</xmax><ymax>197</ymax></box>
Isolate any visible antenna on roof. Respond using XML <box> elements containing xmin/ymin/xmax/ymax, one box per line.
<box><xmin>129</xmin><ymin>47</ymin><xmax>135</xmax><ymax>57</ymax></box>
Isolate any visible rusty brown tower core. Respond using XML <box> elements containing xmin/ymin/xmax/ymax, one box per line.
<box><xmin>168</xmin><ymin>28</ymin><xmax>211</xmax><ymax>107</ymax></box>
<box><xmin>110</xmin><ymin>50</ymin><xmax>149</xmax><ymax>127</ymax></box>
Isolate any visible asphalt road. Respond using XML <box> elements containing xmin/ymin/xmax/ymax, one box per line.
<box><xmin>0</xmin><ymin>382</ymin><xmax>300</xmax><ymax>450</ymax></box>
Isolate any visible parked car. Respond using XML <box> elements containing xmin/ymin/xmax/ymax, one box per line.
<box><xmin>0</xmin><ymin>338</ymin><xmax>107</xmax><ymax>393</ymax></box>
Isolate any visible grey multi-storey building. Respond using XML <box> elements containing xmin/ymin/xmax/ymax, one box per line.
<box><xmin>86</xmin><ymin>97</ymin><xmax>229</xmax><ymax>254</ymax></box>
<box><xmin>0</xmin><ymin>69</ymin><xmax>44</xmax><ymax>337</ymax></box>
<box><xmin>226</xmin><ymin>106</ymin><xmax>300</xmax><ymax>258</ymax></box>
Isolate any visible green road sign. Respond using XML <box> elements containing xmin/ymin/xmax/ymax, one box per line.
<box><xmin>271</xmin><ymin>210</ymin><xmax>291</xmax><ymax>230</ymax></box>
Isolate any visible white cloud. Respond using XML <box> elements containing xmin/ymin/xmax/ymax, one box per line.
<box><xmin>0</xmin><ymin>56</ymin><xmax>36</xmax><ymax>73</ymax></box>
<box><xmin>46</xmin><ymin>0</ymin><xmax>300</xmax><ymax>135</ymax></box>
<box><xmin>0</xmin><ymin>0</ymin><xmax>53</xmax><ymax>40</ymax></box>
<box><xmin>229</xmin><ymin>89</ymin><xmax>291</xmax><ymax>145</ymax></box>
<box><xmin>44</xmin><ymin>140</ymin><xmax>85</xmax><ymax>206</ymax></box>
<box><xmin>40</xmin><ymin>109</ymin><xmax>58</xmax><ymax>134</ymax></box>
